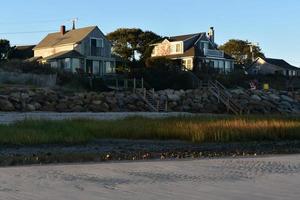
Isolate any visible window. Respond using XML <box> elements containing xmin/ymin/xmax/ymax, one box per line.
<box><xmin>170</xmin><ymin>45</ymin><xmax>175</xmax><ymax>54</ymax></box>
<box><xmin>183</xmin><ymin>58</ymin><xmax>193</xmax><ymax>70</ymax></box>
<box><xmin>64</xmin><ymin>58</ymin><xmax>71</xmax><ymax>70</ymax></box>
<box><xmin>176</xmin><ymin>44</ymin><xmax>181</xmax><ymax>53</ymax></box>
<box><xmin>91</xmin><ymin>38</ymin><xmax>104</xmax><ymax>56</ymax></box>
<box><xmin>93</xmin><ymin>61</ymin><xmax>100</xmax><ymax>75</ymax></box>
<box><xmin>96</xmin><ymin>39</ymin><xmax>104</xmax><ymax>48</ymax></box>
<box><xmin>200</xmin><ymin>42</ymin><xmax>209</xmax><ymax>50</ymax></box>
<box><xmin>225</xmin><ymin>61</ymin><xmax>232</xmax><ymax>73</ymax></box>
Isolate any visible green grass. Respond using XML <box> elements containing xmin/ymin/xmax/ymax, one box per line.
<box><xmin>0</xmin><ymin>116</ymin><xmax>300</xmax><ymax>145</ymax></box>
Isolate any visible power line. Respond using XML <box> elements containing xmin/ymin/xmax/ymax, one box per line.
<box><xmin>0</xmin><ymin>18</ymin><xmax>75</xmax><ymax>25</ymax></box>
<box><xmin>0</xmin><ymin>30</ymin><xmax>57</xmax><ymax>35</ymax></box>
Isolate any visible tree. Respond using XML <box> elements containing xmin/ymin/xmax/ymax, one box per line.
<box><xmin>0</xmin><ymin>39</ymin><xmax>11</xmax><ymax>61</ymax></box>
<box><xmin>139</xmin><ymin>31</ymin><xmax>162</xmax><ymax>61</ymax></box>
<box><xmin>107</xmin><ymin>28</ymin><xmax>161</xmax><ymax>62</ymax></box>
<box><xmin>219</xmin><ymin>39</ymin><xmax>264</xmax><ymax>65</ymax></box>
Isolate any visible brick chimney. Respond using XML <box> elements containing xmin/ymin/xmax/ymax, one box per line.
<box><xmin>60</xmin><ymin>25</ymin><xmax>66</xmax><ymax>35</ymax></box>
<box><xmin>208</xmin><ymin>27</ymin><xmax>215</xmax><ymax>43</ymax></box>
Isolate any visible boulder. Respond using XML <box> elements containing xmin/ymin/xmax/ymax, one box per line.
<box><xmin>167</xmin><ymin>94</ymin><xmax>181</xmax><ymax>101</ymax></box>
<box><xmin>0</xmin><ymin>99</ymin><xmax>15</xmax><ymax>111</ymax></box>
<box><xmin>26</xmin><ymin>104</ymin><xmax>36</xmax><ymax>112</ymax></box>
<box><xmin>250</xmin><ymin>95</ymin><xmax>262</xmax><ymax>101</ymax></box>
<box><xmin>280</xmin><ymin>95</ymin><xmax>294</xmax><ymax>102</ymax></box>
<box><xmin>269</xmin><ymin>94</ymin><xmax>281</xmax><ymax>101</ymax></box>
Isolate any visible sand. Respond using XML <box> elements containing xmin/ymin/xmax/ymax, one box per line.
<box><xmin>0</xmin><ymin>154</ymin><xmax>300</xmax><ymax>200</ymax></box>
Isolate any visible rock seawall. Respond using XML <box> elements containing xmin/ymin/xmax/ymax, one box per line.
<box><xmin>0</xmin><ymin>87</ymin><xmax>299</xmax><ymax>114</ymax></box>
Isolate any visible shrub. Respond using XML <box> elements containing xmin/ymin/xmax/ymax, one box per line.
<box><xmin>0</xmin><ymin>59</ymin><xmax>56</xmax><ymax>74</ymax></box>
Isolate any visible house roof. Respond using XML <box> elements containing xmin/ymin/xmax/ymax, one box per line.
<box><xmin>264</xmin><ymin>58</ymin><xmax>299</xmax><ymax>70</ymax></box>
<box><xmin>169</xmin><ymin>33</ymin><xmax>204</xmax><ymax>42</ymax></box>
<box><xmin>44</xmin><ymin>50</ymin><xmax>85</xmax><ymax>60</ymax></box>
<box><xmin>15</xmin><ymin>45</ymin><xmax>36</xmax><ymax>51</ymax></box>
<box><xmin>34</xmin><ymin>26</ymin><xmax>97</xmax><ymax>50</ymax></box>
<box><xmin>10</xmin><ymin>45</ymin><xmax>35</xmax><ymax>59</ymax></box>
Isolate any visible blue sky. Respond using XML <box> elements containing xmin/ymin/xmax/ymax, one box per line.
<box><xmin>1</xmin><ymin>0</ymin><xmax>299</xmax><ymax>66</ymax></box>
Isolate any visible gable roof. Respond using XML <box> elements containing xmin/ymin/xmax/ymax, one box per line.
<box><xmin>34</xmin><ymin>26</ymin><xmax>97</xmax><ymax>50</ymax></box>
<box><xmin>169</xmin><ymin>33</ymin><xmax>204</xmax><ymax>42</ymax></box>
<box><xmin>264</xmin><ymin>58</ymin><xmax>299</xmax><ymax>70</ymax></box>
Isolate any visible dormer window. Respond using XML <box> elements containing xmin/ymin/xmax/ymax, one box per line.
<box><xmin>200</xmin><ymin>41</ymin><xmax>209</xmax><ymax>50</ymax></box>
<box><xmin>170</xmin><ymin>43</ymin><xmax>182</xmax><ymax>54</ymax></box>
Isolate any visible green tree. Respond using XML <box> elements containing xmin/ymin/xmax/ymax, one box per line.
<box><xmin>219</xmin><ymin>39</ymin><xmax>264</xmax><ymax>65</ymax></box>
<box><xmin>139</xmin><ymin>31</ymin><xmax>162</xmax><ymax>61</ymax></box>
<box><xmin>0</xmin><ymin>39</ymin><xmax>11</xmax><ymax>61</ymax></box>
<box><xmin>107</xmin><ymin>28</ymin><xmax>161</xmax><ymax>62</ymax></box>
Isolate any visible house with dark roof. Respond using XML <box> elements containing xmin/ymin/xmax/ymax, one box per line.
<box><xmin>33</xmin><ymin>25</ymin><xmax>115</xmax><ymax>76</ymax></box>
<box><xmin>151</xmin><ymin>27</ymin><xmax>234</xmax><ymax>73</ymax></box>
<box><xmin>9</xmin><ymin>45</ymin><xmax>35</xmax><ymax>60</ymax></box>
<box><xmin>248</xmin><ymin>57</ymin><xmax>300</xmax><ymax>77</ymax></box>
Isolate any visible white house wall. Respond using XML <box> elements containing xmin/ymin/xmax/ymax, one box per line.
<box><xmin>34</xmin><ymin>44</ymin><xmax>78</xmax><ymax>58</ymax></box>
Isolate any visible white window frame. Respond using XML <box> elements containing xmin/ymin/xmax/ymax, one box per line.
<box><xmin>183</xmin><ymin>58</ymin><xmax>193</xmax><ymax>70</ymax></box>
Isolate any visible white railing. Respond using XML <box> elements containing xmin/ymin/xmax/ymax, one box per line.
<box><xmin>204</xmin><ymin>48</ymin><xmax>224</xmax><ymax>58</ymax></box>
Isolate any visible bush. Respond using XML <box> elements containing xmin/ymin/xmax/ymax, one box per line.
<box><xmin>0</xmin><ymin>59</ymin><xmax>56</xmax><ymax>74</ymax></box>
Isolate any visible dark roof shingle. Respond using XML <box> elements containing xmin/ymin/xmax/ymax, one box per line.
<box><xmin>169</xmin><ymin>33</ymin><xmax>203</xmax><ymax>41</ymax></box>
<box><xmin>265</xmin><ymin>58</ymin><xmax>299</xmax><ymax>70</ymax></box>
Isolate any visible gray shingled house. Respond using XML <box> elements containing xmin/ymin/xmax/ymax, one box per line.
<box><xmin>248</xmin><ymin>57</ymin><xmax>300</xmax><ymax>77</ymax></box>
<box><xmin>33</xmin><ymin>26</ymin><xmax>115</xmax><ymax>76</ymax></box>
<box><xmin>151</xmin><ymin>27</ymin><xmax>234</xmax><ymax>73</ymax></box>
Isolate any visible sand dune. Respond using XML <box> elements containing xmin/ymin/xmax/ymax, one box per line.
<box><xmin>0</xmin><ymin>155</ymin><xmax>300</xmax><ymax>200</ymax></box>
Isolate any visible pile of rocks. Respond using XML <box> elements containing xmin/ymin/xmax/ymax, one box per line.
<box><xmin>0</xmin><ymin>86</ymin><xmax>299</xmax><ymax>114</ymax></box>
<box><xmin>0</xmin><ymin>88</ymin><xmax>148</xmax><ymax>112</ymax></box>
<box><xmin>156</xmin><ymin>89</ymin><xmax>224</xmax><ymax>113</ymax></box>
<box><xmin>230</xmin><ymin>88</ymin><xmax>300</xmax><ymax>114</ymax></box>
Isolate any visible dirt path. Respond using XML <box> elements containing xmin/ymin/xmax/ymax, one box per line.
<box><xmin>0</xmin><ymin>155</ymin><xmax>300</xmax><ymax>200</ymax></box>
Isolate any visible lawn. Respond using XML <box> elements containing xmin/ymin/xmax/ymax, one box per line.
<box><xmin>0</xmin><ymin>116</ymin><xmax>300</xmax><ymax>145</ymax></box>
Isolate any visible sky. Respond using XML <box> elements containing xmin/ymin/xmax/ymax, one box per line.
<box><xmin>0</xmin><ymin>0</ymin><xmax>299</xmax><ymax>66</ymax></box>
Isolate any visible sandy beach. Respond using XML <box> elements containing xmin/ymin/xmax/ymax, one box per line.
<box><xmin>0</xmin><ymin>154</ymin><xmax>299</xmax><ymax>200</ymax></box>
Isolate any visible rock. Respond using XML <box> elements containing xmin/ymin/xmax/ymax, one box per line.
<box><xmin>92</xmin><ymin>100</ymin><xmax>102</xmax><ymax>105</ymax></box>
<box><xmin>280</xmin><ymin>95</ymin><xmax>294</xmax><ymax>102</ymax></box>
<box><xmin>230</xmin><ymin>88</ymin><xmax>245</xmax><ymax>95</ymax></box>
<box><xmin>71</xmin><ymin>105</ymin><xmax>85</xmax><ymax>112</ymax></box>
<box><xmin>166</xmin><ymin>94</ymin><xmax>181</xmax><ymax>101</ymax></box>
<box><xmin>280</xmin><ymin>101</ymin><xmax>292</xmax><ymax>108</ymax></box>
<box><xmin>250</xmin><ymin>95</ymin><xmax>262</xmax><ymax>101</ymax></box>
<box><xmin>56</xmin><ymin>103</ymin><xmax>69</xmax><ymax>112</ymax></box>
<box><xmin>26</xmin><ymin>104</ymin><xmax>36</xmax><ymax>112</ymax></box>
<box><xmin>0</xmin><ymin>99</ymin><xmax>15</xmax><ymax>111</ymax></box>
<box><xmin>269</xmin><ymin>94</ymin><xmax>281</xmax><ymax>101</ymax></box>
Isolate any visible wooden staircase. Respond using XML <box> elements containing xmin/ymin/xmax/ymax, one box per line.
<box><xmin>207</xmin><ymin>80</ymin><xmax>244</xmax><ymax>115</ymax></box>
<box><xmin>137</xmin><ymin>88</ymin><xmax>168</xmax><ymax>112</ymax></box>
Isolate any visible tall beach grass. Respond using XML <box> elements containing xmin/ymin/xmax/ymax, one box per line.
<box><xmin>0</xmin><ymin>116</ymin><xmax>299</xmax><ymax>145</ymax></box>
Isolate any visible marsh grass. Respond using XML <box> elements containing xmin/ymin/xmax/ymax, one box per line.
<box><xmin>0</xmin><ymin>116</ymin><xmax>300</xmax><ymax>145</ymax></box>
